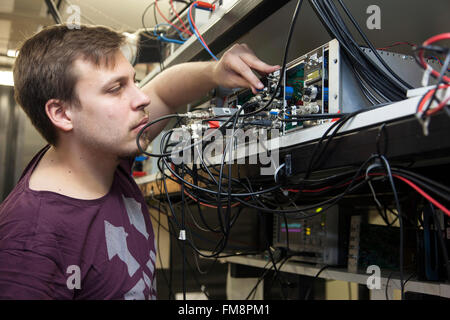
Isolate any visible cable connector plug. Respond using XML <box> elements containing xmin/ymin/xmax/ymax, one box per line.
<box><xmin>194</xmin><ymin>1</ymin><xmax>216</xmax><ymax>11</ymax></box>
<box><xmin>185</xmin><ymin>111</ymin><xmax>212</xmax><ymax>119</ymax></box>
<box><xmin>245</xmin><ymin>119</ymin><xmax>273</xmax><ymax>127</ymax></box>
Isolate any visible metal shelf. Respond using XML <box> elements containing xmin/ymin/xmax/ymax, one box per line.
<box><xmin>210</xmin><ymin>254</ymin><xmax>450</xmax><ymax>299</ymax></box>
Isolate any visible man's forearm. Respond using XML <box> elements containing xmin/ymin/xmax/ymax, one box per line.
<box><xmin>143</xmin><ymin>61</ymin><xmax>219</xmax><ymax>113</ymax></box>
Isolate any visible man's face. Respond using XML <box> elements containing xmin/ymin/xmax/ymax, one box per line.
<box><xmin>70</xmin><ymin>51</ymin><xmax>151</xmax><ymax>159</ymax></box>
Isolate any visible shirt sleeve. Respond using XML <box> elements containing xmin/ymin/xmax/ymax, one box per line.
<box><xmin>0</xmin><ymin>248</ymin><xmax>69</xmax><ymax>300</ymax></box>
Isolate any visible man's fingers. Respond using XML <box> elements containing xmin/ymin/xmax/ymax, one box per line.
<box><xmin>231</xmin><ymin>57</ymin><xmax>264</xmax><ymax>90</ymax></box>
<box><xmin>219</xmin><ymin>43</ymin><xmax>280</xmax><ymax>93</ymax></box>
<box><xmin>228</xmin><ymin>73</ymin><xmax>254</xmax><ymax>91</ymax></box>
<box><xmin>240</xmin><ymin>53</ymin><xmax>280</xmax><ymax>75</ymax></box>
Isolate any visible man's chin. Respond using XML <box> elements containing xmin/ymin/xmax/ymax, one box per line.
<box><xmin>117</xmin><ymin>146</ymin><xmax>141</xmax><ymax>159</ymax></box>
<box><xmin>124</xmin><ymin>141</ymin><xmax>150</xmax><ymax>158</ymax></box>
<box><xmin>116</xmin><ymin>150</ymin><xmax>137</xmax><ymax>161</ymax></box>
<box><xmin>115</xmin><ymin>136</ymin><xmax>149</xmax><ymax>159</ymax></box>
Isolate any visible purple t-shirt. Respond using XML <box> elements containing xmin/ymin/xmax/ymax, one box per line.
<box><xmin>0</xmin><ymin>145</ymin><xmax>157</xmax><ymax>299</ymax></box>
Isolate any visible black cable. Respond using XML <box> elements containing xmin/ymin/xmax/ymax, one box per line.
<box><xmin>235</xmin><ymin>176</ymin><xmax>366</xmax><ymax>216</ymax></box>
<box><xmin>304</xmin><ymin>103</ymin><xmax>389</xmax><ymax>179</ymax></box>
<box><xmin>325</xmin><ymin>0</ymin><xmax>406</xmax><ymax>101</ymax></box>
<box><xmin>244</xmin><ymin>254</ymin><xmax>290</xmax><ymax>300</ymax></box>
<box><xmin>183</xmin><ymin>189</ymin><xmax>243</xmax><ymax>255</ymax></box>
<box><xmin>429</xmin><ymin>203</ymin><xmax>450</xmax><ymax>282</ymax></box>
<box><xmin>243</xmin><ymin>0</ymin><xmax>305</xmax><ymax>117</ymax></box>
<box><xmin>186</xmin><ymin>194</ymin><xmax>221</xmax><ymax>233</ymax></box>
<box><xmin>240</xmin><ymin>153</ymin><xmax>380</xmax><ymax>217</ymax></box>
<box><xmin>336</xmin><ymin>0</ymin><xmax>412</xmax><ymax>91</ymax></box>
<box><xmin>294</xmin><ymin>168</ymin><xmax>359</xmax><ymax>186</ymax></box>
<box><xmin>385</xmin><ymin>271</ymin><xmax>393</xmax><ymax>300</ymax></box>
<box><xmin>160</xmin><ymin>170</ymin><xmax>226</xmax><ymax>262</ymax></box>
<box><xmin>278</xmin><ymin>113</ymin><xmax>348</xmax><ymax>121</ymax></box>
<box><xmin>304</xmin><ymin>265</ymin><xmax>330</xmax><ymax>300</ymax></box>
<box><xmin>216</xmin><ymin>104</ymin><xmax>243</xmax><ymax>242</ymax></box>
<box><xmin>164</xmin><ymin>208</ymin><xmax>212</xmax><ymax>299</ymax></box>
<box><xmin>161</xmin><ymin>163</ymin><xmax>181</xmax><ymax>229</ymax></box>
<box><xmin>309</xmin><ymin>0</ymin><xmax>407</xmax><ymax>102</ymax></box>
<box><xmin>159</xmin><ymin>131</ymin><xmax>224</xmax><ymax>256</ymax></box>
<box><xmin>379</xmin><ymin>155</ymin><xmax>404</xmax><ymax>300</ymax></box>
<box><xmin>159</xmin><ymin>130</ymin><xmax>238</xmax><ymax>259</ymax></box>
<box><xmin>403</xmin><ymin>272</ymin><xmax>416</xmax><ymax>288</ymax></box>
<box><xmin>259</xmin><ymin>208</ymin><xmax>290</xmax><ymax>299</ymax></box>
<box><xmin>168</xmin><ymin>217</ymin><xmax>174</xmax><ymax>299</ymax></box>
<box><xmin>180</xmin><ymin>148</ymin><xmax>440</xmax><ymax>225</ymax></box>
<box><xmin>391</xmin><ymin>169</ymin><xmax>450</xmax><ymax>202</ymax></box>
<box><xmin>226</xmin><ymin>113</ymin><xmax>238</xmax><ymax>237</ymax></box>
<box><xmin>352</xmin><ymin>63</ymin><xmax>382</xmax><ymax>104</ymax></box>
<box><xmin>181</xmin><ymin>166</ymin><xmax>186</xmax><ymax>300</ymax></box>
<box><xmin>265</xmin><ymin>245</ymin><xmax>288</xmax><ymax>300</ymax></box>
<box><xmin>142</xmin><ymin>2</ymin><xmax>156</xmax><ymax>35</ymax></box>
<box><xmin>211</xmin><ymin>251</ymin><xmax>263</xmax><ymax>259</ymax></box>
<box><xmin>44</xmin><ymin>0</ymin><xmax>62</xmax><ymax>24</ymax></box>
<box><xmin>158</xmin><ymin>130</ymin><xmax>230</xmax><ymax>259</ymax></box>
<box><xmin>140</xmin><ymin>108</ymin><xmax>247</xmax><ymax>159</ymax></box>
<box><xmin>137</xmin><ymin>114</ymin><xmax>183</xmax><ymax>158</ymax></box>
<box><xmin>392</xmin><ymin>168</ymin><xmax>450</xmax><ymax>194</ymax></box>
<box><xmin>245</xmin><ymin>260</ymin><xmax>271</xmax><ymax>300</ymax></box>
<box><xmin>165</xmin><ymin>134</ymin><xmax>275</xmax><ymax>257</ymax></box>
<box><xmin>162</xmin><ymin>159</ymin><xmax>282</xmax><ymax>197</ymax></box>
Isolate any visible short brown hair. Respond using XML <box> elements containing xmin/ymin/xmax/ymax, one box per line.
<box><xmin>13</xmin><ymin>24</ymin><xmax>126</xmax><ymax>145</ymax></box>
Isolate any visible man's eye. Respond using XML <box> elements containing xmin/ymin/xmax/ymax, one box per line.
<box><xmin>108</xmin><ymin>85</ymin><xmax>123</xmax><ymax>93</ymax></box>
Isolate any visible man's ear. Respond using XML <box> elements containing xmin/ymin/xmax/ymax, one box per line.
<box><xmin>44</xmin><ymin>99</ymin><xmax>74</xmax><ymax>132</ymax></box>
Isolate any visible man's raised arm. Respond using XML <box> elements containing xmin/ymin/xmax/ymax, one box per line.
<box><xmin>140</xmin><ymin>44</ymin><xmax>280</xmax><ymax>141</ymax></box>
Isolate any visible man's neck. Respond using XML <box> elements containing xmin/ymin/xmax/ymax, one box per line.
<box><xmin>29</xmin><ymin>143</ymin><xmax>120</xmax><ymax>200</ymax></box>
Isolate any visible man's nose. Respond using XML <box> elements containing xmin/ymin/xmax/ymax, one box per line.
<box><xmin>132</xmin><ymin>82</ymin><xmax>151</xmax><ymax>109</ymax></box>
<box><xmin>132</xmin><ymin>86</ymin><xmax>151</xmax><ymax>111</ymax></box>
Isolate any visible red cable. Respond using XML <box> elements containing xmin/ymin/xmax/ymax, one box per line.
<box><xmin>287</xmin><ymin>174</ymin><xmax>366</xmax><ymax>193</ymax></box>
<box><xmin>183</xmin><ymin>189</ymin><xmax>241</xmax><ymax>209</ymax></box>
<box><xmin>392</xmin><ymin>174</ymin><xmax>450</xmax><ymax>217</ymax></box>
<box><xmin>417</xmin><ymin>84</ymin><xmax>450</xmax><ymax>115</ymax></box>
<box><xmin>429</xmin><ymin>95</ymin><xmax>450</xmax><ymax>116</ymax></box>
<box><xmin>155</xmin><ymin>0</ymin><xmax>191</xmax><ymax>36</ymax></box>
<box><xmin>365</xmin><ymin>173</ymin><xmax>450</xmax><ymax>217</ymax></box>
<box><xmin>377</xmin><ymin>41</ymin><xmax>416</xmax><ymax>51</ymax></box>
<box><xmin>301</xmin><ymin>178</ymin><xmax>358</xmax><ymax>193</ymax></box>
<box><xmin>189</xmin><ymin>1</ymin><xmax>212</xmax><ymax>53</ymax></box>
<box><xmin>418</xmin><ymin>33</ymin><xmax>450</xmax><ymax>83</ymax></box>
<box><xmin>287</xmin><ymin>173</ymin><xmax>450</xmax><ymax>217</ymax></box>
<box><xmin>169</xmin><ymin>0</ymin><xmax>193</xmax><ymax>36</ymax></box>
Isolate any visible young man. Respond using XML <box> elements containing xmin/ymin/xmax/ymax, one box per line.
<box><xmin>0</xmin><ymin>24</ymin><xmax>279</xmax><ymax>299</ymax></box>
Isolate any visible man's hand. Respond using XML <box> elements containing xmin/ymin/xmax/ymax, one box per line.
<box><xmin>212</xmin><ymin>44</ymin><xmax>280</xmax><ymax>95</ymax></box>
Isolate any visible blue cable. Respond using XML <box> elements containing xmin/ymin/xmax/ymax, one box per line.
<box><xmin>153</xmin><ymin>23</ymin><xmax>188</xmax><ymax>45</ymax></box>
<box><xmin>430</xmin><ymin>55</ymin><xmax>450</xmax><ymax>73</ymax></box>
<box><xmin>188</xmin><ymin>5</ymin><xmax>218</xmax><ymax>61</ymax></box>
